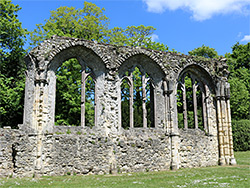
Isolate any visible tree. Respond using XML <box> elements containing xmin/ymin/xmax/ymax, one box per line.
<box><xmin>228</xmin><ymin>42</ymin><xmax>250</xmax><ymax>69</ymax></box>
<box><xmin>188</xmin><ymin>45</ymin><xmax>219</xmax><ymax>59</ymax></box>
<box><xmin>225</xmin><ymin>42</ymin><xmax>250</xmax><ymax>120</ymax></box>
<box><xmin>0</xmin><ymin>0</ymin><xmax>26</xmax><ymax>76</ymax></box>
<box><xmin>29</xmin><ymin>1</ymin><xmax>109</xmax><ymax>47</ymax></box>
<box><xmin>0</xmin><ymin>0</ymin><xmax>27</xmax><ymax>128</ymax></box>
<box><xmin>228</xmin><ymin>77</ymin><xmax>250</xmax><ymax>120</ymax></box>
<box><xmin>105</xmin><ymin>25</ymin><xmax>169</xmax><ymax>52</ymax></box>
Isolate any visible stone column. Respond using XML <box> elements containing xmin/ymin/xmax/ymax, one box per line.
<box><xmin>163</xmin><ymin>80</ymin><xmax>169</xmax><ymax>131</ymax></box>
<box><xmin>225</xmin><ymin>83</ymin><xmax>236</xmax><ymax>165</ymax></box>
<box><xmin>168</xmin><ymin>80</ymin><xmax>180</xmax><ymax>170</ymax></box>
<box><xmin>216</xmin><ymin>81</ymin><xmax>225</xmax><ymax>165</ymax></box>
<box><xmin>142</xmin><ymin>73</ymin><xmax>147</xmax><ymax>128</ymax></box>
<box><xmin>216</xmin><ymin>80</ymin><xmax>236</xmax><ymax>166</ymax></box>
<box><xmin>201</xmin><ymin>85</ymin><xmax>208</xmax><ymax>132</ymax></box>
<box><xmin>33</xmin><ymin>79</ymin><xmax>49</xmax><ymax>176</ymax></box>
<box><xmin>129</xmin><ymin>72</ymin><xmax>134</xmax><ymax>128</ymax></box>
<box><xmin>81</xmin><ymin>70</ymin><xmax>86</xmax><ymax>127</ymax></box>
<box><xmin>180</xmin><ymin>76</ymin><xmax>188</xmax><ymax>129</ymax></box>
<box><xmin>191</xmin><ymin>77</ymin><xmax>198</xmax><ymax>129</ymax></box>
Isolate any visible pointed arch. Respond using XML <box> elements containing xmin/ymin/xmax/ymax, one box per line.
<box><xmin>118</xmin><ymin>54</ymin><xmax>165</xmax><ymax>129</ymax></box>
<box><xmin>46</xmin><ymin>45</ymin><xmax>106</xmax><ymax>127</ymax></box>
<box><xmin>177</xmin><ymin>64</ymin><xmax>216</xmax><ymax>132</ymax></box>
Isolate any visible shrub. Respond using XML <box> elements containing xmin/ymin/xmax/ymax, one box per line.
<box><xmin>232</xmin><ymin>119</ymin><xmax>250</xmax><ymax>151</ymax></box>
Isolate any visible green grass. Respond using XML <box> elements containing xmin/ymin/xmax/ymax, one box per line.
<box><xmin>234</xmin><ymin>151</ymin><xmax>250</xmax><ymax>165</ymax></box>
<box><xmin>0</xmin><ymin>151</ymin><xmax>249</xmax><ymax>188</ymax></box>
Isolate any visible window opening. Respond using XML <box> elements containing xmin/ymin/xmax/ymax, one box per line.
<box><xmin>177</xmin><ymin>72</ymin><xmax>207</xmax><ymax>130</ymax></box>
<box><xmin>185</xmin><ymin>74</ymin><xmax>194</xmax><ymax>129</ymax></box>
<box><xmin>121</xmin><ymin>67</ymin><xmax>154</xmax><ymax>128</ymax></box>
<box><xmin>177</xmin><ymin>82</ymin><xmax>184</xmax><ymax>129</ymax></box>
<box><xmin>85</xmin><ymin>75</ymin><xmax>95</xmax><ymax>127</ymax></box>
<box><xmin>121</xmin><ymin>72</ymin><xmax>131</xmax><ymax>129</ymax></box>
<box><xmin>80</xmin><ymin>65</ymin><xmax>96</xmax><ymax>127</ymax></box>
<box><xmin>146</xmin><ymin>78</ymin><xmax>155</xmax><ymax>128</ymax></box>
<box><xmin>55</xmin><ymin>59</ymin><xmax>95</xmax><ymax>127</ymax></box>
<box><xmin>196</xmin><ymin>83</ymin><xmax>204</xmax><ymax>131</ymax></box>
<box><xmin>133</xmin><ymin>67</ymin><xmax>143</xmax><ymax>127</ymax></box>
<box><xmin>55</xmin><ymin>58</ymin><xmax>81</xmax><ymax>126</ymax></box>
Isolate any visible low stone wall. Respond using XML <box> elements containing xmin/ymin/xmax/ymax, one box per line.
<box><xmin>115</xmin><ymin>129</ymin><xmax>171</xmax><ymax>173</ymax></box>
<box><xmin>0</xmin><ymin>128</ymin><xmax>15</xmax><ymax>177</ymax></box>
<box><xmin>0</xmin><ymin>126</ymin><xmax>220</xmax><ymax>177</ymax></box>
<box><xmin>41</xmin><ymin>127</ymin><xmax>171</xmax><ymax>176</ymax></box>
<box><xmin>179</xmin><ymin>129</ymin><xmax>219</xmax><ymax>168</ymax></box>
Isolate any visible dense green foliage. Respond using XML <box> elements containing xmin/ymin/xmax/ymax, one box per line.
<box><xmin>0</xmin><ymin>0</ymin><xmax>26</xmax><ymax>128</ymax></box>
<box><xmin>226</xmin><ymin>42</ymin><xmax>250</xmax><ymax>120</ymax></box>
<box><xmin>29</xmin><ymin>2</ymin><xmax>109</xmax><ymax>47</ymax></box>
<box><xmin>105</xmin><ymin>25</ymin><xmax>169</xmax><ymax>51</ymax></box>
<box><xmin>232</xmin><ymin>119</ymin><xmax>250</xmax><ymax>151</ymax></box>
<box><xmin>188</xmin><ymin>44</ymin><xmax>219</xmax><ymax>58</ymax></box>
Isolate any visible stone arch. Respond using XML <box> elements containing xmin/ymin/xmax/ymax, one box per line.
<box><xmin>177</xmin><ymin>64</ymin><xmax>215</xmax><ymax>93</ymax></box>
<box><xmin>45</xmin><ymin>45</ymin><xmax>107</xmax><ymax>129</ymax></box>
<box><xmin>48</xmin><ymin>45</ymin><xmax>105</xmax><ymax>74</ymax></box>
<box><xmin>118</xmin><ymin>54</ymin><xmax>165</xmax><ymax>129</ymax></box>
<box><xmin>176</xmin><ymin>64</ymin><xmax>216</xmax><ymax>133</ymax></box>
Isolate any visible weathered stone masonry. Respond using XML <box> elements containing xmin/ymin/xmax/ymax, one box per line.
<box><xmin>0</xmin><ymin>36</ymin><xmax>236</xmax><ymax>177</ymax></box>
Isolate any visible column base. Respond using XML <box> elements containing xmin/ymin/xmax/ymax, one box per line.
<box><xmin>230</xmin><ymin>158</ymin><xmax>237</xmax><ymax>165</ymax></box>
<box><xmin>219</xmin><ymin>157</ymin><xmax>226</xmax><ymax>166</ymax></box>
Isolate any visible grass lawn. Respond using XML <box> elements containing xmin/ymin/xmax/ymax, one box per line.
<box><xmin>0</xmin><ymin>151</ymin><xmax>249</xmax><ymax>188</ymax></box>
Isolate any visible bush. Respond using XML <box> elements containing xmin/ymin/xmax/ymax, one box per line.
<box><xmin>232</xmin><ymin>119</ymin><xmax>250</xmax><ymax>151</ymax></box>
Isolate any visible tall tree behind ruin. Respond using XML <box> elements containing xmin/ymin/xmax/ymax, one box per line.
<box><xmin>188</xmin><ymin>45</ymin><xmax>219</xmax><ymax>58</ymax></box>
<box><xmin>0</xmin><ymin>0</ymin><xmax>27</xmax><ymax>128</ymax></box>
<box><xmin>225</xmin><ymin>42</ymin><xmax>250</xmax><ymax>120</ymax></box>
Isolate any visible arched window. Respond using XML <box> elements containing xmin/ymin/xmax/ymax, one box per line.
<box><xmin>55</xmin><ymin>58</ymin><xmax>96</xmax><ymax>127</ymax></box>
<box><xmin>121</xmin><ymin>72</ymin><xmax>132</xmax><ymax>129</ymax></box>
<box><xmin>177</xmin><ymin>72</ymin><xmax>208</xmax><ymax>131</ymax></box>
<box><xmin>55</xmin><ymin>58</ymin><xmax>81</xmax><ymax>126</ymax></box>
<box><xmin>121</xmin><ymin>67</ymin><xmax>155</xmax><ymax>128</ymax></box>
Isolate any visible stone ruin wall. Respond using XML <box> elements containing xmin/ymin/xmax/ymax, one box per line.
<box><xmin>0</xmin><ymin>36</ymin><xmax>236</xmax><ymax>177</ymax></box>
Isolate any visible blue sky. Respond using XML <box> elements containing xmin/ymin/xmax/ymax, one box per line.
<box><xmin>13</xmin><ymin>0</ymin><xmax>250</xmax><ymax>55</ymax></box>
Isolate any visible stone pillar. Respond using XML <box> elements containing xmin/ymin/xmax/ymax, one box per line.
<box><xmin>191</xmin><ymin>77</ymin><xmax>198</xmax><ymax>129</ymax></box>
<box><xmin>216</xmin><ymin>80</ymin><xmax>236</xmax><ymax>165</ymax></box>
<box><xmin>80</xmin><ymin>70</ymin><xmax>86</xmax><ymax>127</ymax></box>
<box><xmin>128</xmin><ymin>73</ymin><xmax>134</xmax><ymax>128</ymax></box>
<box><xmin>180</xmin><ymin>76</ymin><xmax>188</xmax><ymax>129</ymax></box>
<box><xmin>225</xmin><ymin>83</ymin><xmax>236</xmax><ymax>165</ymax></box>
<box><xmin>33</xmin><ymin>80</ymin><xmax>47</xmax><ymax>176</ymax></box>
<box><xmin>168</xmin><ymin>80</ymin><xmax>180</xmax><ymax>170</ymax></box>
<box><xmin>201</xmin><ymin>86</ymin><xmax>208</xmax><ymax>132</ymax></box>
<box><xmin>23</xmin><ymin>56</ymin><xmax>54</xmax><ymax>176</ymax></box>
<box><xmin>163</xmin><ymin>80</ymin><xmax>169</xmax><ymax>131</ymax></box>
<box><xmin>142</xmin><ymin>73</ymin><xmax>147</xmax><ymax>128</ymax></box>
<box><xmin>23</xmin><ymin>69</ymin><xmax>35</xmax><ymax>130</ymax></box>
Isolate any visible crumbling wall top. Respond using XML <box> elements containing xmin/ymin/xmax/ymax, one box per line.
<box><xmin>25</xmin><ymin>35</ymin><xmax>229</xmax><ymax>82</ymax></box>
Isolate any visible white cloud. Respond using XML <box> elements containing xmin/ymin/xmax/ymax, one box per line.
<box><xmin>150</xmin><ymin>34</ymin><xmax>159</xmax><ymax>42</ymax></box>
<box><xmin>241</xmin><ymin>35</ymin><xmax>250</xmax><ymax>41</ymax></box>
<box><xmin>143</xmin><ymin>0</ymin><xmax>250</xmax><ymax>21</ymax></box>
